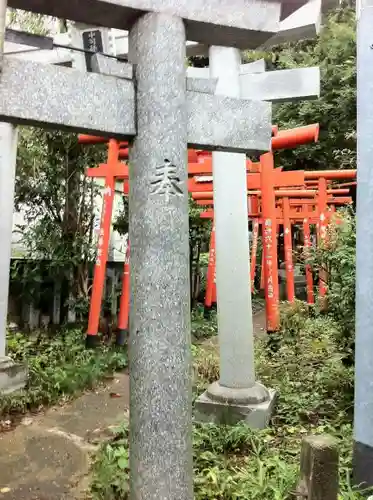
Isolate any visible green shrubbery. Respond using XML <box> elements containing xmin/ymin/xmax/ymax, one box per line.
<box><xmin>90</xmin><ymin>208</ymin><xmax>359</xmax><ymax>500</ymax></box>
<box><xmin>1</xmin><ymin>329</ymin><xmax>127</xmax><ymax>417</ymax></box>
<box><xmin>306</xmin><ymin>207</ymin><xmax>356</xmax><ymax>359</ymax></box>
<box><xmin>90</xmin><ymin>422</ymin><xmax>130</xmax><ymax>499</ymax></box>
<box><xmin>91</xmin><ymin>300</ymin><xmax>359</xmax><ymax>499</ymax></box>
<box><xmin>191</xmin><ymin>306</ymin><xmax>218</xmax><ymax>341</ymax></box>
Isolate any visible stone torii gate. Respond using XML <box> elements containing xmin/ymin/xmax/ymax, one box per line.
<box><xmin>0</xmin><ymin>0</ymin><xmax>336</xmax><ymax>498</ymax></box>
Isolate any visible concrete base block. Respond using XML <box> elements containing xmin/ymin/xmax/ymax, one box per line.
<box><xmin>353</xmin><ymin>440</ymin><xmax>373</xmax><ymax>489</ymax></box>
<box><xmin>0</xmin><ymin>356</ymin><xmax>28</xmax><ymax>394</ymax></box>
<box><xmin>194</xmin><ymin>386</ymin><xmax>277</xmax><ymax>428</ymax></box>
<box><xmin>298</xmin><ymin>434</ymin><xmax>339</xmax><ymax>499</ymax></box>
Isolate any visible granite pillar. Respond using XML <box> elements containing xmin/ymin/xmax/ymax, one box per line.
<box><xmin>353</xmin><ymin>0</ymin><xmax>373</xmax><ymax>488</ymax></box>
<box><xmin>210</xmin><ymin>47</ymin><xmax>256</xmax><ymax>390</ymax></box>
<box><xmin>128</xmin><ymin>13</ymin><xmax>193</xmax><ymax>500</ymax></box>
<box><xmin>194</xmin><ymin>47</ymin><xmax>275</xmax><ymax>428</ymax></box>
<box><xmin>0</xmin><ymin>122</ymin><xmax>18</xmax><ymax>357</ymax></box>
<box><xmin>0</xmin><ymin>121</ymin><xmax>27</xmax><ymax>393</ymax></box>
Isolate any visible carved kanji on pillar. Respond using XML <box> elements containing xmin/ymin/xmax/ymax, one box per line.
<box><xmin>150</xmin><ymin>159</ymin><xmax>183</xmax><ymax>201</ymax></box>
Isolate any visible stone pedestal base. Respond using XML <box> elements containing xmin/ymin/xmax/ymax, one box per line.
<box><xmin>0</xmin><ymin>357</ymin><xmax>28</xmax><ymax>394</ymax></box>
<box><xmin>194</xmin><ymin>382</ymin><xmax>277</xmax><ymax>428</ymax></box>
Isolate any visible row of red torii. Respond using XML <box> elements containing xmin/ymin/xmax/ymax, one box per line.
<box><xmin>78</xmin><ymin>124</ymin><xmax>356</xmax><ymax>343</ymax></box>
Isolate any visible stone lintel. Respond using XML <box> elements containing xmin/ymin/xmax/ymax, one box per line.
<box><xmin>0</xmin><ymin>57</ymin><xmax>136</xmax><ymax>138</ymax></box>
<box><xmin>5</xmin><ymin>28</ymin><xmax>54</xmax><ymax>50</ymax></box>
<box><xmin>262</xmin><ymin>23</ymin><xmax>319</xmax><ymax>48</ymax></box>
<box><xmin>240</xmin><ymin>58</ymin><xmax>267</xmax><ymax>74</ymax></box>
<box><xmin>186</xmin><ymin>77</ymin><xmax>217</xmax><ymax>94</ymax></box>
<box><xmin>184</xmin><ymin>0</ymin><xmax>335</xmax><ymax>58</ymax></box>
<box><xmin>0</xmin><ymin>57</ymin><xmax>271</xmax><ymax>153</ymax></box>
<box><xmin>5</xmin><ymin>48</ymin><xmax>72</xmax><ymax>66</ymax></box>
<box><xmin>187</xmin><ymin>64</ymin><xmax>320</xmax><ymax>104</ymax></box>
<box><xmin>187</xmin><ymin>66</ymin><xmax>210</xmax><ymax>79</ymax></box>
<box><xmin>187</xmin><ymin>59</ymin><xmax>266</xmax><ymax>80</ymax></box>
<box><xmin>260</xmin><ymin>0</ymin><xmax>321</xmax><ymax>48</ymax></box>
<box><xmin>7</xmin><ymin>0</ymin><xmax>295</xmax><ymax>49</ymax></box>
<box><xmin>187</xmin><ymin>91</ymin><xmax>271</xmax><ymax>153</ymax></box>
<box><xmin>239</xmin><ymin>66</ymin><xmax>320</xmax><ymax>103</ymax></box>
<box><xmin>91</xmin><ymin>53</ymin><xmax>133</xmax><ymax>79</ymax></box>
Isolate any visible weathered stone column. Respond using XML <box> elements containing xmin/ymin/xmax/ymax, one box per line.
<box><xmin>211</xmin><ymin>47</ymin><xmax>256</xmax><ymax>390</ymax></box>
<box><xmin>0</xmin><ymin>122</ymin><xmax>27</xmax><ymax>394</ymax></box>
<box><xmin>128</xmin><ymin>13</ymin><xmax>193</xmax><ymax>500</ymax></box>
<box><xmin>0</xmin><ymin>122</ymin><xmax>18</xmax><ymax>357</ymax></box>
<box><xmin>353</xmin><ymin>0</ymin><xmax>373</xmax><ymax>488</ymax></box>
<box><xmin>195</xmin><ymin>47</ymin><xmax>275</xmax><ymax>428</ymax></box>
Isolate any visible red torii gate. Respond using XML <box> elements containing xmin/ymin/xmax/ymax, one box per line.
<box><xmin>84</xmin><ymin>140</ymin><xmax>125</xmax><ymax>347</ymax></box>
<box><xmin>191</xmin><ymin>124</ymin><xmax>320</xmax><ymax>332</ymax></box>
<box><xmin>199</xmin><ymin>191</ymin><xmax>352</xmax><ymax>310</ymax></box>
<box><xmin>79</xmin><ymin>127</ymin><xmax>356</xmax><ymax>339</ymax></box>
<box><xmin>277</xmin><ymin>193</ymin><xmax>352</xmax><ymax>303</ymax></box>
<box><xmin>79</xmin><ymin>140</ymin><xmax>206</xmax><ymax>341</ymax></box>
<box><xmin>93</xmin><ymin>127</ymin><xmax>294</xmax><ymax>324</ymax></box>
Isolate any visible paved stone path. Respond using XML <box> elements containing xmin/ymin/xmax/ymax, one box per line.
<box><xmin>0</xmin><ymin>373</ymin><xmax>130</xmax><ymax>499</ymax></box>
<box><xmin>0</xmin><ymin>310</ymin><xmax>267</xmax><ymax>499</ymax></box>
<box><xmin>253</xmin><ymin>308</ymin><xmax>267</xmax><ymax>338</ymax></box>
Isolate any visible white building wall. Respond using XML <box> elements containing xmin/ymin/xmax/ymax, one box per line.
<box><xmin>11</xmin><ymin>178</ymin><xmax>127</xmax><ymax>262</ymax></box>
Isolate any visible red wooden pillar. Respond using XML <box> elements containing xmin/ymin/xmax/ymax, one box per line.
<box><xmin>318</xmin><ymin>177</ymin><xmax>328</xmax><ymax>298</ymax></box>
<box><xmin>212</xmin><ymin>266</ymin><xmax>217</xmax><ymax>305</ymax></box>
<box><xmin>302</xmin><ymin>205</ymin><xmax>314</xmax><ymax>305</ymax></box>
<box><xmin>283</xmin><ymin>196</ymin><xmax>295</xmax><ymax>302</ymax></box>
<box><xmin>117</xmin><ymin>239</ymin><xmax>130</xmax><ymax>344</ymax></box>
<box><xmin>251</xmin><ymin>194</ymin><xmax>259</xmax><ymax>214</ymax></box>
<box><xmin>250</xmin><ymin>219</ymin><xmax>259</xmax><ymax>291</ymax></box>
<box><xmin>86</xmin><ymin>139</ymin><xmax>120</xmax><ymax>347</ymax></box>
<box><xmin>204</xmin><ymin>224</ymin><xmax>216</xmax><ymax>315</ymax></box>
<box><xmin>260</xmin><ymin>153</ymin><xmax>280</xmax><ymax>332</ymax></box>
<box><xmin>260</xmin><ymin>250</ymin><xmax>265</xmax><ymax>290</ymax></box>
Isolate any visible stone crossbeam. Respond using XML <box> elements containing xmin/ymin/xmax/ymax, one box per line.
<box><xmin>240</xmin><ymin>59</ymin><xmax>267</xmax><ymax>74</ymax></box>
<box><xmin>91</xmin><ymin>53</ymin><xmax>133</xmax><ymax>79</ymax></box>
<box><xmin>260</xmin><ymin>0</ymin><xmax>321</xmax><ymax>48</ymax></box>
<box><xmin>5</xmin><ymin>28</ymin><xmax>53</xmax><ymax>50</ymax></box>
<box><xmin>93</xmin><ymin>52</ymin><xmax>219</xmax><ymax>93</ymax></box>
<box><xmin>178</xmin><ymin>0</ymin><xmax>338</xmax><ymax>57</ymax></box>
<box><xmin>186</xmin><ymin>64</ymin><xmax>320</xmax><ymax>103</ymax></box>
<box><xmin>239</xmin><ymin>66</ymin><xmax>320</xmax><ymax>102</ymax></box>
<box><xmin>7</xmin><ymin>0</ymin><xmax>309</xmax><ymax>48</ymax></box>
<box><xmin>186</xmin><ymin>59</ymin><xmax>266</xmax><ymax>80</ymax></box>
<box><xmin>0</xmin><ymin>57</ymin><xmax>271</xmax><ymax>152</ymax></box>
<box><xmin>186</xmin><ymin>77</ymin><xmax>218</xmax><ymax>95</ymax></box>
<box><xmin>187</xmin><ymin>91</ymin><xmax>270</xmax><ymax>151</ymax></box>
<box><xmin>0</xmin><ymin>57</ymin><xmax>136</xmax><ymax>137</ymax></box>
